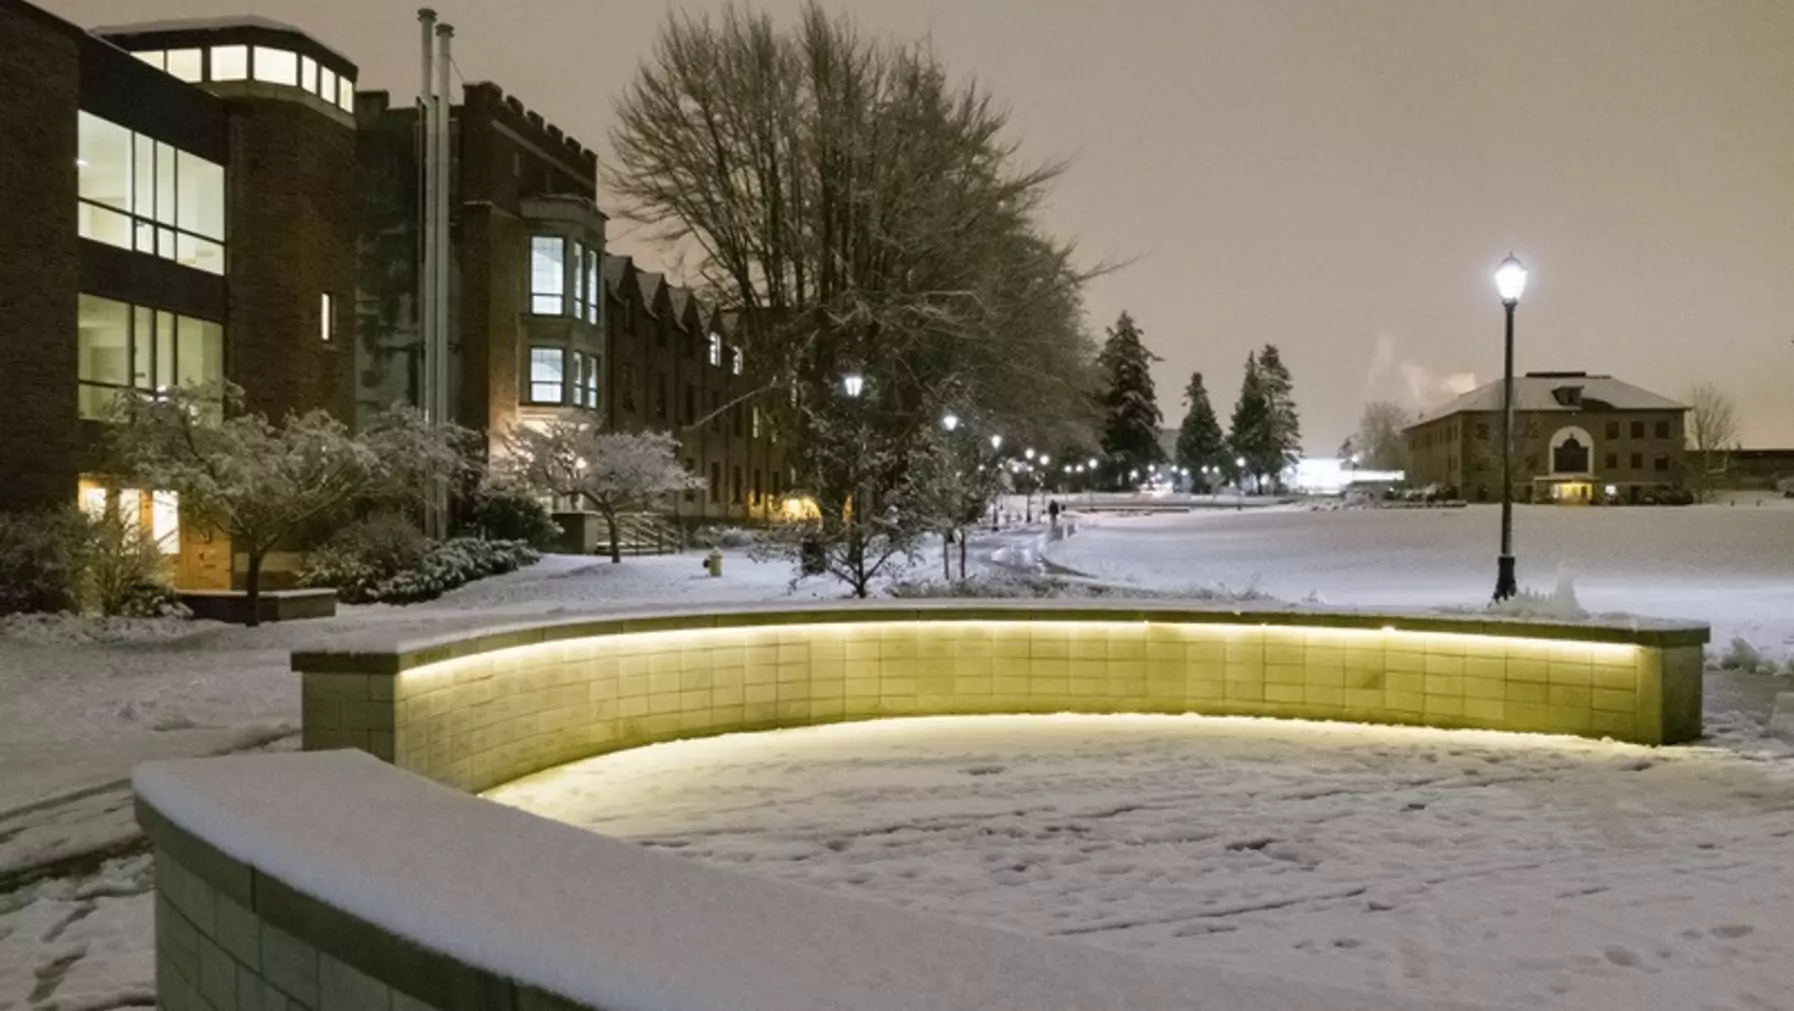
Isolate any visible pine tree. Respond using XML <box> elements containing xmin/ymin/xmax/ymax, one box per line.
<box><xmin>1174</xmin><ymin>371</ymin><xmax>1226</xmax><ymax>489</ymax></box>
<box><xmin>1256</xmin><ymin>344</ymin><xmax>1302</xmax><ymax>485</ymax></box>
<box><xmin>1095</xmin><ymin>311</ymin><xmax>1165</xmax><ymax>486</ymax></box>
<box><xmin>1228</xmin><ymin>351</ymin><xmax>1273</xmax><ymax>488</ymax></box>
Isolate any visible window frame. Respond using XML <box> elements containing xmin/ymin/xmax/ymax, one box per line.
<box><xmin>529</xmin><ymin>235</ymin><xmax>567</xmax><ymax>316</ymax></box>
<box><xmin>319</xmin><ymin>292</ymin><xmax>335</xmax><ymax>342</ymax></box>
<box><xmin>77</xmin><ymin>112</ymin><xmax>225</xmax><ymax>274</ymax></box>
<box><xmin>77</xmin><ymin>293</ymin><xmax>223</xmax><ymax>420</ymax></box>
<box><xmin>527</xmin><ymin>346</ymin><xmax>567</xmax><ymax>405</ymax></box>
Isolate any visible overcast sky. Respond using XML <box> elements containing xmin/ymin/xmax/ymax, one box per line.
<box><xmin>50</xmin><ymin>0</ymin><xmax>1794</xmax><ymax>449</ymax></box>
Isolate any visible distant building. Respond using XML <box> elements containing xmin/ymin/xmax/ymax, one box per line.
<box><xmin>1403</xmin><ymin>372</ymin><xmax>1687</xmax><ymax>504</ymax></box>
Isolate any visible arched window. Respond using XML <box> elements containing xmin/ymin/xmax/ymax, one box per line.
<box><xmin>1553</xmin><ymin>436</ymin><xmax>1590</xmax><ymax>474</ymax></box>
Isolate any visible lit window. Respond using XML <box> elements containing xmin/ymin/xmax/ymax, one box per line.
<box><xmin>731</xmin><ymin>346</ymin><xmax>743</xmax><ymax>376</ymax></box>
<box><xmin>337</xmin><ymin>76</ymin><xmax>355</xmax><ymax>112</ymax></box>
<box><xmin>77</xmin><ymin>294</ymin><xmax>222</xmax><ymax>419</ymax></box>
<box><xmin>320</xmin><ymin>293</ymin><xmax>335</xmax><ymax>342</ymax></box>
<box><xmin>583</xmin><ymin>247</ymin><xmax>599</xmax><ymax>324</ymax></box>
<box><xmin>166</xmin><ymin>49</ymin><xmax>203</xmax><ymax>82</ymax></box>
<box><xmin>707</xmin><ymin>333</ymin><xmax>722</xmax><ymax>367</ymax></box>
<box><xmin>583</xmin><ymin>354</ymin><xmax>600</xmax><ymax>409</ymax></box>
<box><xmin>530</xmin><ymin>236</ymin><xmax>564</xmax><ymax>315</ymax></box>
<box><xmin>152</xmin><ymin>491</ymin><xmax>181</xmax><ymax>555</ymax></box>
<box><xmin>253</xmin><ymin>47</ymin><xmax>298</xmax><ymax>86</ymax></box>
<box><xmin>528</xmin><ymin>347</ymin><xmax>565</xmax><ymax>403</ymax></box>
<box><xmin>211</xmin><ymin>45</ymin><xmax>249</xmax><ymax>81</ymax></box>
<box><xmin>77</xmin><ymin>112</ymin><xmax>226</xmax><ymax>275</ymax></box>
<box><xmin>134</xmin><ymin>50</ymin><xmax>166</xmax><ymax>70</ymax></box>
<box><xmin>300</xmin><ymin>56</ymin><xmax>318</xmax><ymax>95</ymax></box>
<box><xmin>752</xmin><ymin>406</ymin><xmax>761</xmax><ymax>439</ymax></box>
<box><xmin>320</xmin><ymin>67</ymin><xmax>338</xmax><ymax>105</ymax></box>
<box><xmin>572</xmin><ymin>241</ymin><xmax>589</xmax><ymax>320</ymax></box>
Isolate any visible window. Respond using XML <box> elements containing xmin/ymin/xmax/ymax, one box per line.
<box><xmin>1605</xmin><ymin>421</ymin><xmax>1620</xmax><ymax>440</ymax></box>
<box><xmin>530</xmin><ymin>236</ymin><xmax>565</xmax><ymax>314</ymax></box>
<box><xmin>320</xmin><ymin>67</ymin><xmax>339</xmax><ymax>106</ymax></box>
<box><xmin>709</xmin><ymin>391</ymin><xmax>722</xmax><ymax>432</ymax></box>
<box><xmin>707</xmin><ymin>333</ymin><xmax>722</xmax><ymax>367</ymax></box>
<box><xmin>683</xmin><ymin>383</ymin><xmax>696</xmax><ymax>425</ymax></box>
<box><xmin>528</xmin><ymin>347</ymin><xmax>565</xmax><ymax>403</ymax></box>
<box><xmin>1654</xmin><ymin>421</ymin><xmax>1670</xmax><ymax>439</ymax></box>
<box><xmin>619</xmin><ymin>363</ymin><xmax>636</xmax><ymax>412</ymax></box>
<box><xmin>731</xmin><ymin>346</ymin><xmax>744</xmax><ymax>376</ymax></box>
<box><xmin>582</xmin><ymin>354</ymin><xmax>600</xmax><ymax>409</ymax></box>
<box><xmin>571</xmin><ymin>242</ymin><xmax>589</xmax><ymax>320</ymax></box>
<box><xmin>1630</xmin><ymin>452</ymin><xmax>1643</xmax><ymax>469</ymax></box>
<box><xmin>1629</xmin><ymin>421</ymin><xmax>1644</xmax><ymax>439</ymax></box>
<box><xmin>319</xmin><ymin>293</ymin><xmax>335</xmax><ymax>342</ymax></box>
<box><xmin>655</xmin><ymin>374</ymin><xmax>668</xmax><ymax>419</ymax></box>
<box><xmin>732</xmin><ymin>403</ymin><xmax>743</xmax><ymax>437</ymax></box>
<box><xmin>752</xmin><ymin>406</ymin><xmax>762</xmax><ymax>439</ymax></box>
<box><xmin>165</xmin><ymin>49</ymin><xmax>203</xmax><ymax>82</ymax></box>
<box><xmin>583</xmin><ymin>247</ymin><xmax>599</xmax><ymax>324</ymax></box>
<box><xmin>77</xmin><ymin>112</ymin><xmax>225</xmax><ymax>274</ymax></box>
<box><xmin>337</xmin><ymin>76</ymin><xmax>355</xmax><ymax>113</ymax></box>
<box><xmin>1653</xmin><ymin>454</ymin><xmax>1670</xmax><ymax>473</ymax></box>
<box><xmin>210</xmin><ymin>45</ymin><xmax>249</xmax><ymax>81</ymax></box>
<box><xmin>732</xmin><ymin>466</ymin><xmax>743</xmax><ymax>504</ymax></box>
<box><xmin>684</xmin><ymin>460</ymin><xmax>697</xmax><ymax>502</ymax></box>
<box><xmin>1605</xmin><ymin>453</ymin><xmax>1618</xmax><ymax>470</ymax></box>
<box><xmin>253</xmin><ymin>47</ymin><xmax>298</xmax><ymax>86</ymax></box>
<box><xmin>135</xmin><ymin>50</ymin><xmax>165</xmax><ymax>70</ymax></box>
<box><xmin>77</xmin><ymin>294</ymin><xmax>222</xmax><ymax>419</ymax></box>
<box><xmin>752</xmin><ymin>468</ymin><xmax>762</xmax><ymax>505</ymax></box>
<box><xmin>1474</xmin><ymin>422</ymin><xmax>1488</xmax><ymax>441</ymax></box>
<box><xmin>301</xmin><ymin>56</ymin><xmax>319</xmax><ymax>95</ymax></box>
<box><xmin>709</xmin><ymin>462</ymin><xmax>722</xmax><ymax>503</ymax></box>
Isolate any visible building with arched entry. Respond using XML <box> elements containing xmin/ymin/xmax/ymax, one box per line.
<box><xmin>1403</xmin><ymin>372</ymin><xmax>1688</xmax><ymax>504</ymax></box>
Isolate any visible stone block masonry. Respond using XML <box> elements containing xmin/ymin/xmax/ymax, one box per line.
<box><xmin>293</xmin><ymin>603</ymin><xmax>1708</xmax><ymax>795</ymax></box>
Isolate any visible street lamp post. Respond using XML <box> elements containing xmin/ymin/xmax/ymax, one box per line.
<box><xmin>1493</xmin><ymin>253</ymin><xmax>1528</xmax><ymax>601</ymax></box>
<box><xmin>1234</xmin><ymin>455</ymin><xmax>1247</xmax><ymax>511</ymax></box>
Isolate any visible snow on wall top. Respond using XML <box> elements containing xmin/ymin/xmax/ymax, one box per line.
<box><xmin>1413</xmin><ymin>374</ymin><xmax>1686</xmax><ymax>426</ymax></box>
<box><xmin>134</xmin><ymin>751</ymin><xmax>1514</xmax><ymax>1011</ymax></box>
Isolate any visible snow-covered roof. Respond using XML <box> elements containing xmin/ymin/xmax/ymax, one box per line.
<box><xmin>1414</xmin><ymin>373</ymin><xmax>1684</xmax><ymax>426</ymax></box>
<box><xmin>601</xmin><ymin>254</ymin><xmax>630</xmax><ymax>293</ymax></box>
<box><xmin>93</xmin><ymin>16</ymin><xmax>354</xmax><ymax>67</ymax></box>
<box><xmin>635</xmin><ymin>271</ymin><xmax>663</xmax><ymax>305</ymax></box>
<box><xmin>668</xmin><ymin>287</ymin><xmax>694</xmax><ymax>320</ymax></box>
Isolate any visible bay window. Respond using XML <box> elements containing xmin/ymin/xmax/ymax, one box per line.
<box><xmin>77</xmin><ymin>112</ymin><xmax>225</xmax><ymax>274</ymax></box>
<box><xmin>530</xmin><ymin>236</ymin><xmax>565</xmax><ymax>315</ymax></box>
<box><xmin>528</xmin><ymin>347</ymin><xmax>565</xmax><ymax>403</ymax></box>
<box><xmin>583</xmin><ymin>246</ymin><xmax>599</xmax><ymax>324</ymax></box>
<box><xmin>77</xmin><ymin>294</ymin><xmax>223</xmax><ymax>420</ymax></box>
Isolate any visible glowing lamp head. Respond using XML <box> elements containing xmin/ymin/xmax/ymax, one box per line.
<box><xmin>1235</xmin><ymin>456</ymin><xmax>1246</xmax><ymax>468</ymax></box>
<box><xmin>841</xmin><ymin>372</ymin><xmax>865</xmax><ymax>398</ymax></box>
<box><xmin>1495</xmin><ymin>253</ymin><xmax>1528</xmax><ymax>305</ymax></box>
<box><xmin>1024</xmin><ymin>448</ymin><xmax>1036</xmax><ymax>460</ymax></box>
<box><xmin>1039</xmin><ymin>455</ymin><xmax>1050</xmax><ymax>466</ymax></box>
<box><xmin>941</xmin><ymin>413</ymin><xmax>960</xmax><ymax>432</ymax></box>
<box><xmin>990</xmin><ymin>434</ymin><xmax>1003</xmax><ymax>450</ymax></box>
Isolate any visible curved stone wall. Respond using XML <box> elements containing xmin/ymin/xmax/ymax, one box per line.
<box><xmin>293</xmin><ymin>602</ymin><xmax>1707</xmax><ymax>794</ymax></box>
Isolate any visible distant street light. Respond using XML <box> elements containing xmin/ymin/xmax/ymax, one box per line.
<box><xmin>990</xmin><ymin>434</ymin><xmax>1003</xmax><ymax>451</ymax></box>
<box><xmin>1039</xmin><ymin>454</ymin><xmax>1051</xmax><ymax>466</ymax></box>
<box><xmin>942</xmin><ymin>413</ymin><xmax>960</xmax><ymax>432</ymax></box>
<box><xmin>1493</xmin><ymin>252</ymin><xmax>1528</xmax><ymax>602</ymax></box>
<box><xmin>1025</xmin><ymin>448</ymin><xmax>1036</xmax><ymax>461</ymax></box>
<box><xmin>1087</xmin><ymin>457</ymin><xmax>1099</xmax><ymax>469</ymax></box>
<box><xmin>842</xmin><ymin>372</ymin><xmax>865</xmax><ymax>398</ymax></box>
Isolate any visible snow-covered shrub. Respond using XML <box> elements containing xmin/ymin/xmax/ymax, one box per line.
<box><xmin>888</xmin><ymin>573</ymin><xmax>1276</xmax><ymax>603</ymax></box>
<box><xmin>463</xmin><ymin>488</ymin><xmax>561</xmax><ymax>549</ymax></box>
<box><xmin>365</xmin><ymin>538</ymin><xmax>538</xmax><ymax>604</ymax></box>
<box><xmin>0</xmin><ymin>508</ymin><xmax>93</xmax><ymax>615</ymax></box>
<box><xmin>1488</xmin><ymin>569</ymin><xmax>1586</xmax><ymax>620</ymax></box>
<box><xmin>85</xmin><ymin>512</ymin><xmax>187</xmax><ymax>618</ymax></box>
<box><xmin>695</xmin><ymin>525</ymin><xmax>760</xmax><ymax>550</ymax></box>
<box><xmin>299</xmin><ymin>515</ymin><xmax>431</xmax><ymax>604</ymax></box>
<box><xmin>1718</xmin><ymin>637</ymin><xmax>1764</xmax><ymax>672</ymax></box>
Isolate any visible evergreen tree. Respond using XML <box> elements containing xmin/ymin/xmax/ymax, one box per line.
<box><xmin>1228</xmin><ymin>351</ymin><xmax>1274</xmax><ymax>488</ymax></box>
<box><xmin>1257</xmin><ymin>344</ymin><xmax>1302</xmax><ymax>485</ymax></box>
<box><xmin>1095</xmin><ymin>311</ymin><xmax>1165</xmax><ymax>486</ymax></box>
<box><xmin>1174</xmin><ymin>371</ymin><xmax>1226</xmax><ymax>489</ymax></box>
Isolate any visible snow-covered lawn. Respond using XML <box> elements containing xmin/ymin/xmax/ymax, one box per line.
<box><xmin>1047</xmin><ymin>503</ymin><xmax>1794</xmax><ymax>662</ymax></box>
<box><xmin>491</xmin><ymin>713</ymin><xmax>1794</xmax><ymax>1011</ymax></box>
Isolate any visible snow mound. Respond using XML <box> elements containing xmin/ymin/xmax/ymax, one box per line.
<box><xmin>0</xmin><ymin>612</ymin><xmax>208</xmax><ymax>646</ymax></box>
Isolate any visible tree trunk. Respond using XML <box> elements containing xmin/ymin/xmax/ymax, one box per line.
<box><xmin>244</xmin><ymin>549</ymin><xmax>264</xmax><ymax>628</ymax></box>
<box><xmin>959</xmin><ymin>529</ymin><xmax>968</xmax><ymax>580</ymax></box>
<box><xmin>943</xmin><ymin>531</ymin><xmax>952</xmax><ymax>582</ymax></box>
<box><xmin>604</xmin><ymin>510</ymin><xmax>622</xmax><ymax>564</ymax></box>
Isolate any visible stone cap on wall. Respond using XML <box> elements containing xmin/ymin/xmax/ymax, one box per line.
<box><xmin>135</xmin><ymin>750</ymin><xmax>1511</xmax><ymax>1011</ymax></box>
<box><xmin>292</xmin><ymin>600</ymin><xmax>1710</xmax><ymax>675</ymax></box>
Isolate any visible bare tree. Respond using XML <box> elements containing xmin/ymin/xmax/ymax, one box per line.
<box><xmin>1686</xmin><ymin>383</ymin><xmax>1741</xmax><ymax>501</ymax></box>
<box><xmin>1355</xmin><ymin>400</ymin><xmax>1411</xmax><ymax>471</ymax></box>
<box><xmin>496</xmin><ymin>424</ymin><xmax>701</xmax><ymax>564</ymax></box>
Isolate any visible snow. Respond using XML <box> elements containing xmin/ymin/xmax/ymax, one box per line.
<box><xmin>1045</xmin><ymin>503</ymin><xmax>1794</xmax><ymax>662</ymax></box>
<box><xmin>134</xmin><ymin>749</ymin><xmax>1506</xmax><ymax>1011</ymax></box>
<box><xmin>491</xmin><ymin>713</ymin><xmax>1794</xmax><ymax>1011</ymax></box>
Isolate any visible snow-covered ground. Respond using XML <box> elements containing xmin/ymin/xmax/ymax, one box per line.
<box><xmin>1046</xmin><ymin>502</ymin><xmax>1794</xmax><ymax>664</ymax></box>
<box><xmin>491</xmin><ymin>714</ymin><xmax>1794</xmax><ymax>1011</ymax></box>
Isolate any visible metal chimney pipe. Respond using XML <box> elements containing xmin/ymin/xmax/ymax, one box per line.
<box><xmin>434</xmin><ymin>23</ymin><xmax>455</xmax><ymax>435</ymax></box>
<box><xmin>417</xmin><ymin>9</ymin><xmax>437</xmax><ymax>427</ymax></box>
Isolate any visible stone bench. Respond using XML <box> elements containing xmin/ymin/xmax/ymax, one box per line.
<box><xmin>179</xmin><ymin>588</ymin><xmax>338</xmax><ymax>624</ymax></box>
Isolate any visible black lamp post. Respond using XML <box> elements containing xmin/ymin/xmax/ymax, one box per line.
<box><xmin>1493</xmin><ymin>253</ymin><xmax>1528</xmax><ymax>601</ymax></box>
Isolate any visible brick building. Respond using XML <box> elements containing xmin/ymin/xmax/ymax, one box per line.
<box><xmin>0</xmin><ymin>0</ymin><xmax>358</xmax><ymax>586</ymax></box>
<box><xmin>1404</xmin><ymin>372</ymin><xmax>1688</xmax><ymax>504</ymax></box>
<box><xmin>355</xmin><ymin>82</ymin><xmax>789</xmax><ymax>528</ymax></box>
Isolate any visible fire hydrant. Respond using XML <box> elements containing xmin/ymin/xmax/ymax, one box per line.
<box><xmin>704</xmin><ymin>548</ymin><xmax>724</xmax><ymax>578</ymax></box>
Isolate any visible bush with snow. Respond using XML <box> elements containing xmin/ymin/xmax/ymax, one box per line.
<box><xmin>360</xmin><ymin>538</ymin><xmax>539</xmax><ymax>605</ymax></box>
<box><xmin>1487</xmin><ymin>569</ymin><xmax>1587</xmax><ymax>621</ymax></box>
<box><xmin>463</xmin><ymin>488</ymin><xmax>562</xmax><ymax>549</ymax></box>
<box><xmin>888</xmin><ymin>573</ymin><xmax>1276</xmax><ymax>603</ymax></box>
<box><xmin>0</xmin><ymin>508</ymin><xmax>94</xmax><ymax>615</ymax></box>
<box><xmin>694</xmin><ymin>525</ymin><xmax>760</xmax><ymax>550</ymax></box>
<box><xmin>1718</xmin><ymin>636</ymin><xmax>1764</xmax><ymax>672</ymax></box>
<box><xmin>301</xmin><ymin>517</ymin><xmax>539</xmax><ymax>605</ymax></box>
